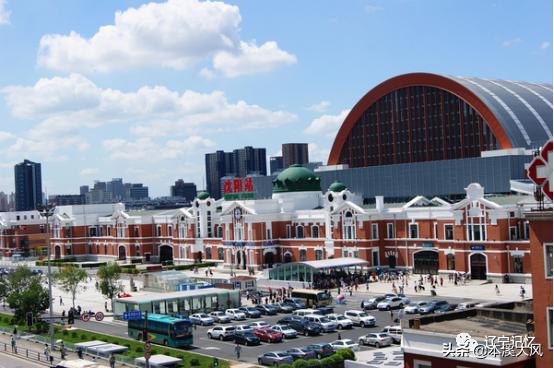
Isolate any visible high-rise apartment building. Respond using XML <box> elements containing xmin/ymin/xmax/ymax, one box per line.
<box><xmin>282</xmin><ymin>143</ymin><xmax>309</xmax><ymax>169</ymax></box>
<box><xmin>14</xmin><ymin>159</ymin><xmax>42</xmax><ymax>211</ymax></box>
<box><xmin>205</xmin><ymin>147</ymin><xmax>266</xmax><ymax>198</ymax></box>
<box><xmin>170</xmin><ymin>180</ymin><xmax>197</xmax><ymax>201</ymax></box>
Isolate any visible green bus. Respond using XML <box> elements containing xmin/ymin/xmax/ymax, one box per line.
<box><xmin>128</xmin><ymin>313</ymin><xmax>193</xmax><ymax>348</ymax></box>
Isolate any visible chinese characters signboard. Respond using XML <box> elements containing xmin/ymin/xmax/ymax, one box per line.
<box><xmin>223</xmin><ymin>178</ymin><xmax>255</xmax><ymax>200</ymax></box>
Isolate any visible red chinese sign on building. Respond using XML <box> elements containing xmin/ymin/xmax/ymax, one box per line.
<box><xmin>223</xmin><ymin>178</ymin><xmax>255</xmax><ymax>200</ymax></box>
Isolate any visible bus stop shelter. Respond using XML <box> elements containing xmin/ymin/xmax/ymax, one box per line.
<box><xmin>268</xmin><ymin>257</ymin><xmax>369</xmax><ymax>282</ymax></box>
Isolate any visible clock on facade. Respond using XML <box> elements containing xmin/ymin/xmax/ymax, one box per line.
<box><xmin>233</xmin><ymin>208</ymin><xmax>242</xmax><ymax>221</ymax></box>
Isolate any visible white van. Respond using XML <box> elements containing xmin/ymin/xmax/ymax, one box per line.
<box><xmin>381</xmin><ymin>325</ymin><xmax>402</xmax><ymax>343</ymax></box>
<box><xmin>292</xmin><ymin>308</ymin><xmax>321</xmax><ymax>317</ymax></box>
<box><xmin>303</xmin><ymin>314</ymin><xmax>337</xmax><ymax>332</ymax></box>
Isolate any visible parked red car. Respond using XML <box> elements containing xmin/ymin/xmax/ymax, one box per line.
<box><xmin>253</xmin><ymin>327</ymin><xmax>283</xmax><ymax>343</ymax></box>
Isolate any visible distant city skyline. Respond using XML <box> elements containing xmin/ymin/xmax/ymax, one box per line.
<box><xmin>0</xmin><ymin>0</ymin><xmax>550</xmax><ymax>197</ymax></box>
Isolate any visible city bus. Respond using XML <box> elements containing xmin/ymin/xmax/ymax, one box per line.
<box><xmin>127</xmin><ymin>313</ymin><xmax>193</xmax><ymax>348</ymax></box>
<box><xmin>291</xmin><ymin>289</ymin><xmax>332</xmax><ymax>308</ymax></box>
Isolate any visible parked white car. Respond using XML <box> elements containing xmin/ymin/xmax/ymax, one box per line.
<box><xmin>456</xmin><ymin>302</ymin><xmax>478</xmax><ymax>310</ymax></box>
<box><xmin>344</xmin><ymin>310</ymin><xmax>376</xmax><ymax>327</ymax></box>
<box><xmin>377</xmin><ymin>296</ymin><xmax>408</xmax><ymax>311</ymax></box>
<box><xmin>225</xmin><ymin>309</ymin><xmax>247</xmax><ymax>321</ymax></box>
<box><xmin>358</xmin><ymin>333</ymin><xmax>393</xmax><ymax>348</ymax></box>
<box><xmin>189</xmin><ymin>313</ymin><xmax>214</xmax><ymax>326</ymax></box>
<box><xmin>327</xmin><ymin>314</ymin><xmax>353</xmax><ymax>329</ymax></box>
<box><xmin>234</xmin><ymin>324</ymin><xmax>253</xmax><ymax>332</ymax></box>
<box><xmin>293</xmin><ymin>309</ymin><xmax>321</xmax><ymax>317</ymax></box>
<box><xmin>209</xmin><ymin>311</ymin><xmax>232</xmax><ymax>323</ymax></box>
<box><xmin>404</xmin><ymin>301</ymin><xmax>428</xmax><ymax>314</ymax></box>
<box><xmin>330</xmin><ymin>339</ymin><xmax>359</xmax><ymax>351</ymax></box>
<box><xmin>207</xmin><ymin>326</ymin><xmax>236</xmax><ymax>340</ymax></box>
<box><xmin>271</xmin><ymin>324</ymin><xmax>298</xmax><ymax>338</ymax></box>
<box><xmin>248</xmin><ymin>321</ymin><xmax>270</xmax><ymax>329</ymax></box>
<box><xmin>381</xmin><ymin>325</ymin><xmax>402</xmax><ymax>344</ymax></box>
<box><xmin>303</xmin><ymin>314</ymin><xmax>337</xmax><ymax>332</ymax></box>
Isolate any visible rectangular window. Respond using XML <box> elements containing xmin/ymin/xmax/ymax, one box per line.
<box><xmin>168</xmin><ymin>226</ymin><xmax>173</xmax><ymax>237</ymax></box>
<box><xmin>266</xmin><ymin>229</ymin><xmax>271</xmax><ymax>240</ymax></box>
<box><xmin>546</xmin><ymin>307</ymin><xmax>552</xmax><ymax>350</ymax></box>
<box><xmin>89</xmin><ymin>227</ymin><xmax>97</xmax><ymax>237</ymax></box>
<box><xmin>217</xmin><ymin>248</ymin><xmax>224</xmax><ymax>261</ymax></box>
<box><xmin>409</xmin><ymin>223</ymin><xmax>419</xmax><ymax>239</ymax></box>
<box><xmin>509</xmin><ymin>226</ymin><xmax>518</xmax><ymax>241</ymax></box>
<box><xmin>444</xmin><ymin>224</ymin><xmax>454</xmax><ymax>240</ymax></box>
<box><xmin>156</xmin><ymin>225</ymin><xmax>162</xmax><ymax>237</ymax></box>
<box><xmin>286</xmin><ymin>225</ymin><xmax>291</xmax><ymax>239</ymax></box>
<box><xmin>414</xmin><ymin>360</ymin><xmax>432</xmax><ymax>368</ymax></box>
<box><xmin>523</xmin><ymin>221</ymin><xmax>529</xmax><ymax>240</ymax></box>
<box><xmin>205</xmin><ymin>247</ymin><xmax>212</xmax><ymax>260</ymax></box>
<box><xmin>434</xmin><ymin>223</ymin><xmax>438</xmax><ymax>239</ymax></box>
<box><xmin>513</xmin><ymin>255</ymin><xmax>523</xmax><ymax>273</ymax></box>
<box><xmin>387</xmin><ymin>223</ymin><xmax>394</xmax><ymax>238</ymax></box>
<box><xmin>107</xmin><ymin>226</ymin><xmax>111</xmax><ymax>236</ymax></box>
<box><xmin>371</xmin><ymin>223</ymin><xmax>379</xmax><ymax>239</ymax></box>
<box><xmin>545</xmin><ymin>243</ymin><xmax>553</xmax><ymax>279</ymax></box>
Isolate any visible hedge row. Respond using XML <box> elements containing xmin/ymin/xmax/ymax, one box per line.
<box><xmin>280</xmin><ymin>350</ymin><xmax>356</xmax><ymax>368</ymax></box>
<box><xmin>36</xmin><ymin>256</ymin><xmax>77</xmax><ymax>266</ymax></box>
<box><xmin>119</xmin><ymin>262</ymin><xmax>218</xmax><ymax>274</ymax></box>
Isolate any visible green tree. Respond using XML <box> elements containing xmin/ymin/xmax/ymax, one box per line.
<box><xmin>54</xmin><ymin>265</ymin><xmax>88</xmax><ymax>308</ymax></box>
<box><xmin>96</xmin><ymin>262</ymin><xmax>123</xmax><ymax>302</ymax></box>
<box><xmin>0</xmin><ymin>266</ymin><xmax>48</xmax><ymax>323</ymax></box>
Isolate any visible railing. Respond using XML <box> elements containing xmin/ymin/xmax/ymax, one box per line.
<box><xmin>0</xmin><ymin>340</ymin><xmax>60</xmax><ymax>366</ymax></box>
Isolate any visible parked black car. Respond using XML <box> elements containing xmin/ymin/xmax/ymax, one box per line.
<box><xmin>435</xmin><ymin>303</ymin><xmax>457</xmax><ymax>314</ymax></box>
<box><xmin>287</xmin><ymin>319</ymin><xmax>322</xmax><ymax>336</ymax></box>
<box><xmin>285</xmin><ymin>348</ymin><xmax>317</xmax><ymax>360</ymax></box>
<box><xmin>305</xmin><ymin>343</ymin><xmax>335</xmax><ymax>359</ymax></box>
<box><xmin>256</xmin><ymin>304</ymin><xmax>279</xmax><ymax>315</ymax></box>
<box><xmin>239</xmin><ymin>306</ymin><xmax>262</xmax><ymax>318</ymax></box>
<box><xmin>233</xmin><ymin>331</ymin><xmax>261</xmax><ymax>346</ymax></box>
<box><xmin>277</xmin><ymin>315</ymin><xmax>303</xmax><ymax>325</ymax></box>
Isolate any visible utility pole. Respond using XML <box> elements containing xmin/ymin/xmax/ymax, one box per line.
<box><xmin>37</xmin><ymin>203</ymin><xmax>56</xmax><ymax>351</ymax></box>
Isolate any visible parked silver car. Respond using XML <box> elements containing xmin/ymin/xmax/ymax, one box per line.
<box><xmin>209</xmin><ymin>311</ymin><xmax>232</xmax><ymax>323</ymax></box>
<box><xmin>258</xmin><ymin>352</ymin><xmax>294</xmax><ymax>366</ymax></box>
<box><xmin>358</xmin><ymin>333</ymin><xmax>393</xmax><ymax>348</ymax></box>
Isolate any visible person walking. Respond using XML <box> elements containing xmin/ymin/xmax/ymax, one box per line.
<box><xmin>60</xmin><ymin>341</ymin><xmax>66</xmax><ymax>360</ymax></box>
<box><xmin>43</xmin><ymin>344</ymin><xmax>50</xmax><ymax>361</ymax></box>
<box><xmin>77</xmin><ymin>346</ymin><xmax>84</xmax><ymax>359</ymax></box>
<box><xmin>12</xmin><ymin>325</ymin><xmax>17</xmax><ymax>337</ymax></box>
<box><xmin>10</xmin><ymin>335</ymin><xmax>16</xmax><ymax>353</ymax></box>
<box><xmin>495</xmin><ymin>284</ymin><xmax>500</xmax><ymax>296</ymax></box>
<box><xmin>520</xmin><ymin>286</ymin><xmax>526</xmax><ymax>299</ymax></box>
<box><xmin>337</xmin><ymin>332</ymin><xmax>342</xmax><ymax>340</ymax></box>
<box><xmin>390</xmin><ymin>310</ymin><xmax>394</xmax><ymax>322</ymax></box>
<box><xmin>234</xmin><ymin>343</ymin><xmax>241</xmax><ymax>360</ymax></box>
<box><xmin>109</xmin><ymin>354</ymin><xmax>116</xmax><ymax>368</ymax></box>
<box><xmin>59</xmin><ymin>296</ymin><xmax>63</xmax><ymax>306</ymax></box>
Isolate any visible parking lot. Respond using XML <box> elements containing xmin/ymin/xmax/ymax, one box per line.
<box><xmin>188</xmin><ymin>292</ymin><xmax>487</xmax><ymax>364</ymax></box>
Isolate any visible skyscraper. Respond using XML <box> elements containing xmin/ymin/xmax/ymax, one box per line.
<box><xmin>171</xmin><ymin>180</ymin><xmax>197</xmax><ymax>201</ymax></box>
<box><xmin>14</xmin><ymin>159</ymin><xmax>43</xmax><ymax>211</ymax></box>
<box><xmin>107</xmin><ymin>178</ymin><xmax>124</xmax><ymax>201</ymax></box>
<box><xmin>270</xmin><ymin>156</ymin><xmax>284</xmax><ymax>175</ymax></box>
<box><xmin>205</xmin><ymin>146</ymin><xmax>267</xmax><ymax>198</ymax></box>
<box><xmin>282</xmin><ymin>143</ymin><xmax>309</xmax><ymax>168</ymax></box>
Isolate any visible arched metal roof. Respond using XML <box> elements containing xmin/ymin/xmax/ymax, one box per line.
<box><xmin>449</xmin><ymin>76</ymin><xmax>552</xmax><ymax>149</ymax></box>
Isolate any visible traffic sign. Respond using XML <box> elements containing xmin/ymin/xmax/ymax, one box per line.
<box><xmin>81</xmin><ymin>314</ymin><xmax>91</xmax><ymax>322</ymax></box>
<box><xmin>123</xmin><ymin>311</ymin><xmax>142</xmax><ymax>321</ymax></box>
<box><xmin>94</xmin><ymin>312</ymin><xmax>104</xmax><ymax>321</ymax></box>
<box><xmin>144</xmin><ymin>351</ymin><xmax>151</xmax><ymax>360</ymax></box>
<box><xmin>144</xmin><ymin>342</ymin><xmax>151</xmax><ymax>352</ymax></box>
<box><xmin>528</xmin><ymin>139</ymin><xmax>553</xmax><ymax>200</ymax></box>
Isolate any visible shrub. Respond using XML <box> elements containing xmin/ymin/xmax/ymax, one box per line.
<box><xmin>336</xmin><ymin>349</ymin><xmax>355</xmax><ymax>361</ymax></box>
<box><xmin>62</xmin><ymin>329</ymin><xmax>69</xmax><ymax>336</ymax></box>
<box><xmin>293</xmin><ymin>360</ymin><xmax>309</xmax><ymax>368</ymax></box>
<box><xmin>280</xmin><ymin>365</ymin><xmax>293</xmax><ymax>368</ymax></box>
<box><xmin>135</xmin><ymin>346</ymin><xmax>143</xmax><ymax>353</ymax></box>
<box><xmin>190</xmin><ymin>358</ymin><xmax>200</xmax><ymax>366</ymax></box>
<box><xmin>151</xmin><ymin>349</ymin><xmax>159</xmax><ymax>355</ymax></box>
<box><xmin>79</xmin><ymin>333</ymin><xmax>87</xmax><ymax>340</ymax></box>
<box><xmin>306</xmin><ymin>359</ymin><xmax>321</xmax><ymax>368</ymax></box>
<box><xmin>71</xmin><ymin>331</ymin><xmax>78</xmax><ymax>338</ymax></box>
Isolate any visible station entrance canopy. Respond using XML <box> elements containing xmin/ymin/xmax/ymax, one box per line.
<box><xmin>268</xmin><ymin>257</ymin><xmax>369</xmax><ymax>282</ymax></box>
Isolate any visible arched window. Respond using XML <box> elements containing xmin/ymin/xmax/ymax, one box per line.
<box><xmin>311</xmin><ymin>226</ymin><xmax>319</xmax><ymax>238</ymax></box>
<box><xmin>446</xmin><ymin>254</ymin><xmax>455</xmax><ymax>270</ymax></box>
<box><xmin>296</xmin><ymin>226</ymin><xmax>304</xmax><ymax>239</ymax></box>
<box><xmin>217</xmin><ymin>226</ymin><xmax>223</xmax><ymax>238</ymax></box>
<box><xmin>342</xmin><ymin>211</ymin><xmax>356</xmax><ymax>240</ymax></box>
<box><xmin>300</xmin><ymin>249</ymin><xmax>307</xmax><ymax>261</ymax></box>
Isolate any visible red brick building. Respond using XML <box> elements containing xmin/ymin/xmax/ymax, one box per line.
<box><xmin>526</xmin><ymin>209</ymin><xmax>553</xmax><ymax>368</ymax></box>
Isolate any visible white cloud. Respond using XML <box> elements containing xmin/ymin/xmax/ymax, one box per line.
<box><xmin>364</xmin><ymin>4</ymin><xmax>383</xmax><ymax>14</ymax></box>
<box><xmin>102</xmin><ymin>136</ymin><xmax>215</xmax><ymax>161</ymax></box>
<box><xmin>5</xmin><ymin>136</ymin><xmax>89</xmax><ymax>161</ymax></box>
<box><xmin>212</xmin><ymin>41</ymin><xmax>297</xmax><ymax>77</ymax></box>
<box><xmin>304</xmin><ymin>109</ymin><xmax>350</xmax><ymax>137</ymax></box>
<box><xmin>502</xmin><ymin>37</ymin><xmax>522</xmax><ymax>47</ymax></box>
<box><xmin>200</xmin><ymin>67</ymin><xmax>216</xmax><ymax>80</ymax></box>
<box><xmin>2</xmin><ymin>73</ymin><xmax>297</xmax><ymax>137</ymax></box>
<box><xmin>540</xmin><ymin>41</ymin><xmax>550</xmax><ymax>49</ymax></box>
<box><xmin>307</xmin><ymin>100</ymin><xmax>330</xmax><ymax>113</ymax></box>
<box><xmin>308</xmin><ymin>143</ymin><xmax>330</xmax><ymax>164</ymax></box>
<box><xmin>37</xmin><ymin>0</ymin><xmax>295</xmax><ymax>76</ymax></box>
<box><xmin>0</xmin><ymin>131</ymin><xmax>14</xmax><ymax>141</ymax></box>
<box><xmin>0</xmin><ymin>0</ymin><xmax>10</xmax><ymax>25</ymax></box>
<box><xmin>80</xmin><ymin>167</ymin><xmax>99</xmax><ymax>176</ymax></box>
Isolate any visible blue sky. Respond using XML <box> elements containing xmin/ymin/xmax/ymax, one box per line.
<box><xmin>0</xmin><ymin>0</ymin><xmax>551</xmax><ymax>197</ymax></box>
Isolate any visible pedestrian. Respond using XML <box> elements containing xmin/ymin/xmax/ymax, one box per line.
<box><xmin>10</xmin><ymin>335</ymin><xmax>16</xmax><ymax>353</ymax></box>
<box><xmin>60</xmin><ymin>341</ymin><xmax>66</xmax><ymax>360</ymax></box>
<box><xmin>60</xmin><ymin>296</ymin><xmax>63</xmax><ymax>305</ymax></box>
<box><xmin>366</xmin><ymin>283</ymin><xmax>369</xmax><ymax>291</ymax></box>
<box><xmin>495</xmin><ymin>284</ymin><xmax>500</xmax><ymax>296</ymax></box>
<box><xmin>43</xmin><ymin>344</ymin><xmax>50</xmax><ymax>361</ymax></box>
<box><xmin>337</xmin><ymin>332</ymin><xmax>342</xmax><ymax>340</ymax></box>
<box><xmin>520</xmin><ymin>286</ymin><xmax>526</xmax><ymax>299</ymax></box>
<box><xmin>234</xmin><ymin>343</ymin><xmax>241</xmax><ymax>360</ymax></box>
<box><xmin>440</xmin><ymin>277</ymin><xmax>444</xmax><ymax>287</ymax></box>
<box><xmin>105</xmin><ymin>301</ymin><xmax>108</xmax><ymax>312</ymax></box>
<box><xmin>12</xmin><ymin>325</ymin><xmax>17</xmax><ymax>336</ymax></box>
<box><xmin>390</xmin><ymin>310</ymin><xmax>394</xmax><ymax>322</ymax></box>
<box><xmin>77</xmin><ymin>346</ymin><xmax>83</xmax><ymax>359</ymax></box>
<box><xmin>109</xmin><ymin>354</ymin><xmax>116</xmax><ymax>368</ymax></box>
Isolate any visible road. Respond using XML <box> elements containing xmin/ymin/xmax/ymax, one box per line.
<box><xmin>75</xmin><ymin>292</ymin><xmax>489</xmax><ymax>364</ymax></box>
<box><xmin>0</xmin><ymin>353</ymin><xmax>45</xmax><ymax>368</ymax></box>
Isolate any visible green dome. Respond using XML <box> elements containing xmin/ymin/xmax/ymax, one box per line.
<box><xmin>329</xmin><ymin>180</ymin><xmax>347</xmax><ymax>192</ymax></box>
<box><xmin>197</xmin><ymin>191</ymin><xmax>210</xmax><ymax>200</ymax></box>
<box><xmin>272</xmin><ymin>164</ymin><xmax>321</xmax><ymax>193</ymax></box>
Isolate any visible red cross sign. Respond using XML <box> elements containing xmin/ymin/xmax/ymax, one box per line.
<box><xmin>528</xmin><ymin>139</ymin><xmax>553</xmax><ymax>200</ymax></box>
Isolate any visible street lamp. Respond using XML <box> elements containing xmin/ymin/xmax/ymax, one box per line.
<box><xmin>37</xmin><ymin>202</ymin><xmax>56</xmax><ymax>351</ymax></box>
